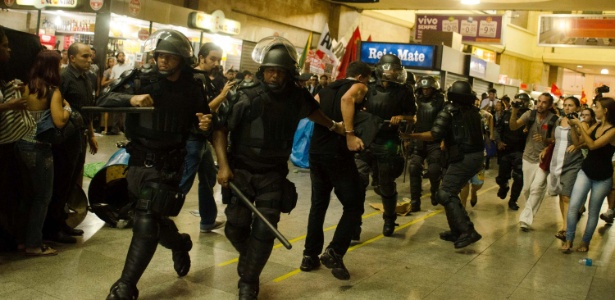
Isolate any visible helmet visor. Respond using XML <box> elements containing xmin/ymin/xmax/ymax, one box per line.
<box><xmin>378</xmin><ymin>63</ymin><xmax>407</xmax><ymax>84</ymax></box>
<box><xmin>252</xmin><ymin>36</ymin><xmax>298</xmax><ymax>64</ymax></box>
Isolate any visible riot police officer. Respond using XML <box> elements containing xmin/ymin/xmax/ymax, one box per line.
<box><xmin>356</xmin><ymin>54</ymin><xmax>416</xmax><ymax>237</ymax></box>
<box><xmin>403</xmin><ymin>81</ymin><xmax>483</xmax><ymax>249</ymax></box>
<box><xmin>495</xmin><ymin>93</ymin><xmax>531</xmax><ymax>210</ymax></box>
<box><xmin>98</xmin><ymin>30</ymin><xmax>212</xmax><ymax>299</ymax></box>
<box><xmin>212</xmin><ymin>36</ymin><xmax>345</xmax><ymax>299</ymax></box>
<box><xmin>408</xmin><ymin>76</ymin><xmax>446</xmax><ymax>211</ymax></box>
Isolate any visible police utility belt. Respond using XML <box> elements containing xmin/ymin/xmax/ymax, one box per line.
<box><xmin>125</xmin><ymin>142</ymin><xmax>186</xmax><ymax>170</ymax></box>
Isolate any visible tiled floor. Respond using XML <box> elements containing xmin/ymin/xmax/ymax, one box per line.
<box><xmin>1</xmin><ymin>133</ymin><xmax>614</xmax><ymax>299</ymax></box>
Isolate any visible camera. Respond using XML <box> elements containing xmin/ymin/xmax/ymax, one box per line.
<box><xmin>596</xmin><ymin>85</ymin><xmax>610</xmax><ymax>94</ymax></box>
<box><xmin>566</xmin><ymin>112</ymin><xmax>578</xmax><ymax>119</ymax></box>
<box><xmin>511</xmin><ymin>100</ymin><xmax>523</xmax><ymax>108</ymax></box>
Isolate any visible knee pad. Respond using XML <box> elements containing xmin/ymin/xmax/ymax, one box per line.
<box><xmin>379</xmin><ymin>183</ymin><xmax>397</xmax><ymax>198</ymax></box>
<box><xmin>132</xmin><ymin>212</ymin><xmax>159</xmax><ymax>240</ymax></box>
<box><xmin>252</xmin><ymin>208</ymin><xmax>280</xmax><ymax>242</ymax></box>
<box><xmin>427</xmin><ymin>163</ymin><xmax>442</xmax><ymax>179</ymax></box>
<box><xmin>436</xmin><ymin>189</ymin><xmax>453</xmax><ymax>206</ymax></box>
<box><xmin>225</xmin><ymin>221</ymin><xmax>250</xmax><ymax>245</ymax></box>
<box><xmin>408</xmin><ymin>161</ymin><xmax>423</xmax><ymax>177</ymax></box>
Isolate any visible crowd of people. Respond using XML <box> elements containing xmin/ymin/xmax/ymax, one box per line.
<box><xmin>1</xmin><ymin>25</ymin><xmax>615</xmax><ymax>299</ymax></box>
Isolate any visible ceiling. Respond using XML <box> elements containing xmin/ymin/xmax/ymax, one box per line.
<box><xmin>333</xmin><ymin>0</ymin><xmax>615</xmax><ymax>11</ymax></box>
<box><xmin>333</xmin><ymin>0</ymin><xmax>615</xmax><ymax>75</ymax></box>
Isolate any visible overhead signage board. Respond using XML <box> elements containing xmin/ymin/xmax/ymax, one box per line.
<box><xmin>17</xmin><ymin>0</ymin><xmax>78</xmax><ymax>8</ymax></box>
<box><xmin>414</xmin><ymin>14</ymin><xmax>503</xmax><ymax>44</ymax></box>
<box><xmin>468</xmin><ymin>56</ymin><xmax>487</xmax><ymax>79</ymax></box>
<box><xmin>188</xmin><ymin>11</ymin><xmax>241</xmax><ymax>35</ymax></box>
<box><xmin>538</xmin><ymin>14</ymin><xmax>615</xmax><ymax>48</ymax></box>
<box><xmin>360</xmin><ymin>42</ymin><xmax>436</xmax><ymax>69</ymax></box>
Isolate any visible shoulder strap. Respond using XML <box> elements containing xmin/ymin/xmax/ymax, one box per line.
<box><xmin>527</xmin><ymin>109</ymin><xmax>536</xmax><ymax>127</ymax></box>
<box><xmin>546</xmin><ymin>114</ymin><xmax>559</xmax><ymax>138</ymax></box>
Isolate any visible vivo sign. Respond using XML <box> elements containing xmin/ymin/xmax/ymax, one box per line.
<box><xmin>360</xmin><ymin>42</ymin><xmax>435</xmax><ymax>68</ymax></box>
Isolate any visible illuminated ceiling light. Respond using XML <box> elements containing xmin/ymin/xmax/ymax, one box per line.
<box><xmin>601</xmin><ymin>68</ymin><xmax>609</xmax><ymax>74</ymax></box>
<box><xmin>577</xmin><ymin>65</ymin><xmax>583</xmax><ymax>68</ymax></box>
<box><xmin>461</xmin><ymin>0</ymin><xmax>480</xmax><ymax>4</ymax></box>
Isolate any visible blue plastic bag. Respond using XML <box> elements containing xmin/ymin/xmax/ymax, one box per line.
<box><xmin>290</xmin><ymin>118</ymin><xmax>314</xmax><ymax>168</ymax></box>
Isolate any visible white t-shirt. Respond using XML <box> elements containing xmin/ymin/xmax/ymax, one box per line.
<box><xmin>110</xmin><ymin>63</ymin><xmax>134</xmax><ymax>80</ymax></box>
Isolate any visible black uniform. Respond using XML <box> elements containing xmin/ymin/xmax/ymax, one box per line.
<box><xmin>432</xmin><ymin>95</ymin><xmax>483</xmax><ymax>249</ymax></box>
<box><xmin>495</xmin><ymin>107</ymin><xmax>529</xmax><ymax>208</ymax></box>
<box><xmin>220</xmin><ymin>80</ymin><xmax>319</xmax><ymax>293</ymax></box>
<box><xmin>356</xmin><ymin>81</ymin><xmax>416</xmax><ymax>234</ymax></box>
<box><xmin>408</xmin><ymin>91</ymin><xmax>446</xmax><ymax>210</ymax></box>
<box><xmin>98</xmin><ymin>67</ymin><xmax>208</xmax><ymax>297</ymax></box>
<box><xmin>303</xmin><ymin>79</ymin><xmax>365</xmax><ymax>278</ymax></box>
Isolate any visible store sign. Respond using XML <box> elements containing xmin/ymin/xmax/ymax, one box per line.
<box><xmin>17</xmin><ymin>0</ymin><xmax>77</xmax><ymax>8</ymax></box>
<box><xmin>414</xmin><ymin>14</ymin><xmax>503</xmax><ymax>44</ymax></box>
<box><xmin>138</xmin><ymin>29</ymin><xmax>149</xmax><ymax>41</ymax></box>
<box><xmin>538</xmin><ymin>15</ymin><xmax>615</xmax><ymax>48</ymax></box>
<box><xmin>188</xmin><ymin>11</ymin><xmax>241</xmax><ymax>35</ymax></box>
<box><xmin>468</xmin><ymin>56</ymin><xmax>487</xmax><ymax>79</ymax></box>
<box><xmin>4</xmin><ymin>0</ymin><xmax>15</xmax><ymax>8</ymax></box>
<box><xmin>90</xmin><ymin>0</ymin><xmax>103</xmax><ymax>11</ymax></box>
<box><xmin>128</xmin><ymin>0</ymin><xmax>141</xmax><ymax>16</ymax></box>
<box><xmin>359</xmin><ymin>42</ymin><xmax>435</xmax><ymax>69</ymax></box>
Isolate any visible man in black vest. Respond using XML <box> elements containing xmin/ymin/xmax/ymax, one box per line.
<box><xmin>495</xmin><ymin>93</ymin><xmax>531</xmax><ymax>210</ymax></box>
<box><xmin>355</xmin><ymin>54</ymin><xmax>416</xmax><ymax>237</ymax></box>
<box><xmin>408</xmin><ymin>75</ymin><xmax>445</xmax><ymax>211</ymax></box>
<box><xmin>300</xmin><ymin>61</ymin><xmax>371</xmax><ymax>280</ymax></box>
<box><xmin>98</xmin><ymin>30</ymin><xmax>212</xmax><ymax>299</ymax></box>
<box><xmin>212</xmin><ymin>36</ymin><xmax>345</xmax><ymax>299</ymax></box>
<box><xmin>403</xmin><ymin>81</ymin><xmax>483</xmax><ymax>249</ymax></box>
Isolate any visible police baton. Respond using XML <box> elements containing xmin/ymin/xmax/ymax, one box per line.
<box><xmin>219</xmin><ymin>171</ymin><xmax>292</xmax><ymax>250</ymax></box>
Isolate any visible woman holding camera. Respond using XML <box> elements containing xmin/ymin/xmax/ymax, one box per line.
<box><xmin>562</xmin><ymin>97</ymin><xmax>615</xmax><ymax>253</ymax></box>
<box><xmin>542</xmin><ymin>96</ymin><xmax>584</xmax><ymax>242</ymax></box>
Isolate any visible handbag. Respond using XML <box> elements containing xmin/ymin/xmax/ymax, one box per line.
<box><xmin>539</xmin><ymin>143</ymin><xmax>555</xmax><ymax>172</ymax></box>
<box><xmin>36</xmin><ymin>109</ymin><xmax>81</xmax><ymax>144</ymax></box>
<box><xmin>0</xmin><ymin>80</ymin><xmax>36</xmax><ymax>144</ymax></box>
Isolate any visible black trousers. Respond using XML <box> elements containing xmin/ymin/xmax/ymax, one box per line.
<box><xmin>304</xmin><ymin>154</ymin><xmax>365</xmax><ymax>257</ymax></box>
<box><xmin>409</xmin><ymin>141</ymin><xmax>443</xmax><ymax>204</ymax></box>
<box><xmin>496</xmin><ymin>150</ymin><xmax>524</xmax><ymax>202</ymax></box>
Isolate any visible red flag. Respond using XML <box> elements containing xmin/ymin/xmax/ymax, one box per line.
<box><xmin>581</xmin><ymin>89</ymin><xmax>587</xmax><ymax>104</ymax></box>
<box><xmin>551</xmin><ymin>83</ymin><xmax>562</xmax><ymax>97</ymax></box>
<box><xmin>336</xmin><ymin>27</ymin><xmax>362</xmax><ymax>80</ymax></box>
<box><xmin>367</xmin><ymin>35</ymin><xmax>372</xmax><ymax>42</ymax></box>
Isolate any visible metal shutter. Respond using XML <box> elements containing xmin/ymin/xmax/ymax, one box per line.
<box><xmin>239</xmin><ymin>41</ymin><xmax>259</xmax><ymax>74</ymax></box>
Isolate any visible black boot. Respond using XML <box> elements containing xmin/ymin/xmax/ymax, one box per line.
<box><xmin>382</xmin><ymin>196</ymin><xmax>398</xmax><ymax>237</ymax></box>
<box><xmin>106</xmin><ymin>280</ymin><xmax>138</xmax><ymax>300</ymax></box>
<box><xmin>439</xmin><ymin>230</ymin><xmax>459</xmax><ymax>242</ymax></box>
<box><xmin>238</xmin><ymin>280</ymin><xmax>259</xmax><ymax>300</ymax></box>
<box><xmin>497</xmin><ymin>185</ymin><xmax>510</xmax><ymax>200</ymax></box>
<box><xmin>172</xmin><ymin>233</ymin><xmax>192</xmax><ymax>277</ymax></box>
<box><xmin>508</xmin><ymin>199</ymin><xmax>519</xmax><ymax>210</ymax></box>
<box><xmin>444</xmin><ymin>201</ymin><xmax>481</xmax><ymax>248</ymax></box>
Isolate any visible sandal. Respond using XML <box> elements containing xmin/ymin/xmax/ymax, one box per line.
<box><xmin>25</xmin><ymin>244</ymin><xmax>58</xmax><ymax>256</ymax></box>
<box><xmin>561</xmin><ymin>241</ymin><xmax>573</xmax><ymax>254</ymax></box>
<box><xmin>555</xmin><ymin>230</ymin><xmax>566</xmax><ymax>241</ymax></box>
<box><xmin>576</xmin><ymin>242</ymin><xmax>589</xmax><ymax>252</ymax></box>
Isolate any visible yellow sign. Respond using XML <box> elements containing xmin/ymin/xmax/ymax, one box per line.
<box><xmin>188</xmin><ymin>11</ymin><xmax>241</xmax><ymax>35</ymax></box>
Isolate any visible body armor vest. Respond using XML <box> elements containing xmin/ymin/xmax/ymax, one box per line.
<box><xmin>229</xmin><ymin>83</ymin><xmax>306</xmax><ymax>171</ymax></box>
<box><xmin>415</xmin><ymin>93</ymin><xmax>445</xmax><ymax>133</ymax></box>
<box><xmin>439</xmin><ymin>103</ymin><xmax>484</xmax><ymax>154</ymax></box>
<box><xmin>365</xmin><ymin>83</ymin><xmax>411</xmax><ymax>140</ymax></box>
<box><xmin>499</xmin><ymin>108</ymin><xmax>529</xmax><ymax>151</ymax></box>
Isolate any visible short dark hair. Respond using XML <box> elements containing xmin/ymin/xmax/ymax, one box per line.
<box><xmin>540</xmin><ymin>92</ymin><xmax>554</xmax><ymax>105</ymax></box>
<box><xmin>242</xmin><ymin>70</ymin><xmax>252</xmax><ymax>76</ymax></box>
<box><xmin>198</xmin><ymin>42</ymin><xmax>222</xmax><ymax>61</ymax></box>
<box><xmin>488</xmin><ymin>88</ymin><xmax>497</xmax><ymax>94</ymax></box>
<box><xmin>564</xmin><ymin>96</ymin><xmax>580</xmax><ymax>108</ymax></box>
<box><xmin>116</xmin><ymin>51</ymin><xmax>125</xmax><ymax>58</ymax></box>
<box><xmin>346</xmin><ymin>61</ymin><xmax>372</xmax><ymax>79</ymax></box>
<box><xmin>67</xmin><ymin>42</ymin><xmax>87</xmax><ymax>58</ymax></box>
<box><xmin>320</xmin><ymin>74</ymin><xmax>328</xmax><ymax>80</ymax></box>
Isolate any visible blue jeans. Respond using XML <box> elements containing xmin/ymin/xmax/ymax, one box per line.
<box><xmin>179</xmin><ymin>139</ymin><xmax>217</xmax><ymax>226</ymax></box>
<box><xmin>15</xmin><ymin>140</ymin><xmax>54</xmax><ymax>248</ymax></box>
<box><xmin>566</xmin><ymin>170</ymin><xmax>612</xmax><ymax>244</ymax></box>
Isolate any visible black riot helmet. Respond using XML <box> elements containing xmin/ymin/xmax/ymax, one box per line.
<box><xmin>143</xmin><ymin>29</ymin><xmax>195</xmax><ymax>75</ymax></box>
<box><xmin>375</xmin><ymin>54</ymin><xmax>406</xmax><ymax>84</ymax></box>
<box><xmin>447</xmin><ymin>81</ymin><xmax>475</xmax><ymax>106</ymax></box>
<box><xmin>253</xmin><ymin>36</ymin><xmax>299</xmax><ymax>80</ymax></box>
<box><xmin>514</xmin><ymin>92</ymin><xmax>532</xmax><ymax>108</ymax></box>
<box><xmin>416</xmin><ymin>75</ymin><xmax>440</xmax><ymax>90</ymax></box>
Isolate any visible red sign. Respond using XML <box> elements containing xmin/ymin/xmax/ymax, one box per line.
<box><xmin>138</xmin><ymin>29</ymin><xmax>149</xmax><ymax>41</ymax></box>
<box><xmin>4</xmin><ymin>0</ymin><xmax>15</xmax><ymax>7</ymax></box>
<box><xmin>39</xmin><ymin>34</ymin><xmax>56</xmax><ymax>49</ymax></box>
<box><xmin>128</xmin><ymin>0</ymin><xmax>141</xmax><ymax>16</ymax></box>
<box><xmin>90</xmin><ymin>0</ymin><xmax>103</xmax><ymax>11</ymax></box>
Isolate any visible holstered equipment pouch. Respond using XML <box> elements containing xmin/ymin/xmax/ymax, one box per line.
<box><xmin>136</xmin><ymin>181</ymin><xmax>185</xmax><ymax>216</ymax></box>
<box><xmin>279</xmin><ymin>179</ymin><xmax>298</xmax><ymax>213</ymax></box>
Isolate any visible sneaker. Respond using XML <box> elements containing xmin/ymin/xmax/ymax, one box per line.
<box><xmin>200</xmin><ymin>220</ymin><xmax>225</xmax><ymax>233</ymax></box>
<box><xmin>320</xmin><ymin>248</ymin><xmax>350</xmax><ymax>280</ymax></box>
<box><xmin>600</xmin><ymin>210</ymin><xmax>614</xmax><ymax>224</ymax></box>
<box><xmin>300</xmin><ymin>255</ymin><xmax>320</xmax><ymax>271</ymax></box>
<box><xmin>519</xmin><ymin>221</ymin><xmax>529</xmax><ymax>232</ymax></box>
